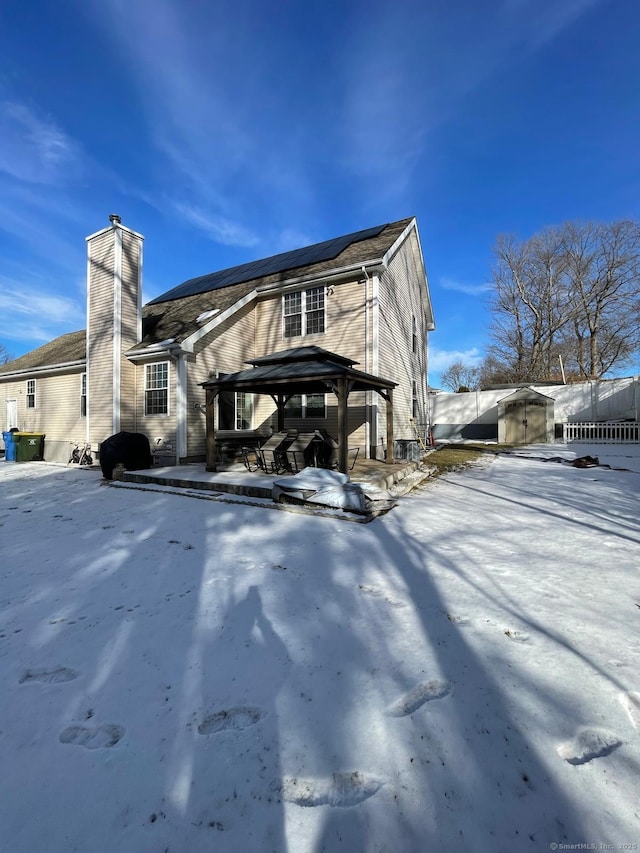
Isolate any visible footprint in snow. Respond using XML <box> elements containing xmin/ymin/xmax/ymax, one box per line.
<box><xmin>503</xmin><ymin>628</ymin><xmax>530</xmax><ymax>643</ymax></box>
<box><xmin>282</xmin><ymin>771</ymin><xmax>383</xmax><ymax>808</ymax></box>
<box><xmin>198</xmin><ymin>706</ymin><xmax>263</xmax><ymax>735</ymax></box>
<box><xmin>20</xmin><ymin>667</ymin><xmax>79</xmax><ymax>685</ymax></box>
<box><xmin>619</xmin><ymin>692</ymin><xmax>640</xmax><ymax>730</ymax></box>
<box><xmin>386</xmin><ymin>679</ymin><xmax>452</xmax><ymax>717</ymax></box>
<box><xmin>446</xmin><ymin>613</ymin><xmax>470</xmax><ymax>625</ymax></box>
<box><xmin>59</xmin><ymin>724</ymin><xmax>125</xmax><ymax>749</ymax></box>
<box><xmin>557</xmin><ymin>728</ymin><xmax>622</xmax><ymax>765</ymax></box>
<box><xmin>358</xmin><ymin>584</ymin><xmax>406</xmax><ymax>608</ymax></box>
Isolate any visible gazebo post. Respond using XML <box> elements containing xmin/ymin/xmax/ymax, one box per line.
<box><xmin>205</xmin><ymin>388</ymin><xmax>218</xmax><ymax>471</ymax></box>
<box><xmin>277</xmin><ymin>394</ymin><xmax>285</xmax><ymax>432</ymax></box>
<box><xmin>337</xmin><ymin>376</ymin><xmax>348</xmax><ymax>474</ymax></box>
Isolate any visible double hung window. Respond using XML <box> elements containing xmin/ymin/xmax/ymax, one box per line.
<box><xmin>283</xmin><ymin>286</ymin><xmax>325</xmax><ymax>338</ymax></box>
<box><xmin>285</xmin><ymin>394</ymin><xmax>326</xmax><ymax>419</ymax></box>
<box><xmin>80</xmin><ymin>373</ymin><xmax>87</xmax><ymax>416</ymax></box>
<box><xmin>145</xmin><ymin>362</ymin><xmax>169</xmax><ymax>415</ymax></box>
<box><xmin>26</xmin><ymin>379</ymin><xmax>36</xmax><ymax>409</ymax></box>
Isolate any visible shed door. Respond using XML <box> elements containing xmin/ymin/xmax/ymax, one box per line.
<box><xmin>505</xmin><ymin>400</ymin><xmax>546</xmax><ymax>444</ymax></box>
<box><xmin>525</xmin><ymin>400</ymin><xmax>546</xmax><ymax>442</ymax></box>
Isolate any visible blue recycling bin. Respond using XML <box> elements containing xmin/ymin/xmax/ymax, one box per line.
<box><xmin>2</xmin><ymin>431</ymin><xmax>17</xmax><ymax>462</ymax></box>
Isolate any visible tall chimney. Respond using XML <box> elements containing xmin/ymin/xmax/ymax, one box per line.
<box><xmin>85</xmin><ymin>217</ymin><xmax>144</xmax><ymax>446</ymax></box>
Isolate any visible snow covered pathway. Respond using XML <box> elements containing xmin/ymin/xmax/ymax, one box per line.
<box><xmin>0</xmin><ymin>449</ymin><xmax>639</xmax><ymax>852</ymax></box>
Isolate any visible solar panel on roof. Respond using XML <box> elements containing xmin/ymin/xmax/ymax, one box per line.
<box><xmin>148</xmin><ymin>222</ymin><xmax>388</xmax><ymax>305</ymax></box>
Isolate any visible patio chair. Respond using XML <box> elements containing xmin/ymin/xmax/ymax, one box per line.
<box><xmin>256</xmin><ymin>432</ymin><xmax>291</xmax><ymax>474</ymax></box>
<box><xmin>282</xmin><ymin>432</ymin><xmax>322</xmax><ymax>473</ymax></box>
<box><xmin>241</xmin><ymin>446</ymin><xmax>261</xmax><ymax>472</ymax></box>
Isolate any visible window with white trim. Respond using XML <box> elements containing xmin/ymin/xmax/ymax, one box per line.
<box><xmin>412</xmin><ymin>380</ymin><xmax>418</xmax><ymax>419</ymax></box>
<box><xmin>285</xmin><ymin>393</ymin><xmax>326</xmax><ymax>419</ymax></box>
<box><xmin>80</xmin><ymin>373</ymin><xmax>87</xmax><ymax>417</ymax></box>
<box><xmin>235</xmin><ymin>392</ymin><xmax>253</xmax><ymax>430</ymax></box>
<box><xmin>26</xmin><ymin>379</ymin><xmax>36</xmax><ymax>409</ymax></box>
<box><xmin>283</xmin><ymin>286</ymin><xmax>325</xmax><ymax>338</ymax></box>
<box><xmin>217</xmin><ymin>375</ymin><xmax>253</xmax><ymax>430</ymax></box>
<box><xmin>412</xmin><ymin>315</ymin><xmax>418</xmax><ymax>354</ymax></box>
<box><xmin>145</xmin><ymin>362</ymin><xmax>169</xmax><ymax>415</ymax></box>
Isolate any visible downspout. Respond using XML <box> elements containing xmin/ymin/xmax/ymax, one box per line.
<box><xmin>362</xmin><ymin>265</ymin><xmax>371</xmax><ymax>457</ymax></box>
<box><xmin>372</xmin><ymin>271</ymin><xmax>380</xmax><ymax>452</ymax></box>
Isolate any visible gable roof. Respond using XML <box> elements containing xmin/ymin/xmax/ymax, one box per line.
<box><xmin>149</xmin><ymin>220</ymin><xmax>411</xmax><ymax>305</ymax></box>
<box><xmin>1</xmin><ymin>217</ymin><xmax>425</xmax><ymax>371</ymax></box>
<box><xmin>133</xmin><ymin>217</ymin><xmax>416</xmax><ymax>350</ymax></box>
<box><xmin>0</xmin><ymin>330</ymin><xmax>86</xmax><ymax>377</ymax></box>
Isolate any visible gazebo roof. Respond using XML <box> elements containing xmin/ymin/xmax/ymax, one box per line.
<box><xmin>201</xmin><ymin>346</ymin><xmax>396</xmax><ymax>397</ymax></box>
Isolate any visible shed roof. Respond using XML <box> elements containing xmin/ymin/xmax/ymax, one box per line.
<box><xmin>498</xmin><ymin>386</ymin><xmax>555</xmax><ymax>403</ymax></box>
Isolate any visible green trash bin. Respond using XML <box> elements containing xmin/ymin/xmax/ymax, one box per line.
<box><xmin>14</xmin><ymin>432</ymin><xmax>45</xmax><ymax>462</ymax></box>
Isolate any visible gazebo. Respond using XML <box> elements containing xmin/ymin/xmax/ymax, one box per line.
<box><xmin>200</xmin><ymin>346</ymin><xmax>397</xmax><ymax>474</ymax></box>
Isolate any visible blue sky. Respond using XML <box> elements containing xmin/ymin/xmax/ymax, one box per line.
<box><xmin>0</xmin><ymin>0</ymin><xmax>638</xmax><ymax>387</ymax></box>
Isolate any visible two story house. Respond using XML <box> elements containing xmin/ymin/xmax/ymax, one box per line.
<box><xmin>0</xmin><ymin>215</ymin><xmax>434</xmax><ymax>467</ymax></box>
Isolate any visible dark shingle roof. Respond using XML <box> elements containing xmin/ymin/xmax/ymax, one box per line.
<box><xmin>135</xmin><ymin>218</ymin><xmax>413</xmax><ymax>348</ymax></box>
<box><xmin>2</xmin><ymin>218</ymin><xmax>416</xmax><ymax>367</ymax></box>
<box><xmin>201</xmin><ymin>346</ymin><xmax>396</xmax><ymax>395</ymax></box>
<box><xmin>149</xmin><ymin>220</ymin><xmax>410</xmax><ymax>305</ymax></box>
<box><xmin>134</xmin><ymin>280</ymin><xmax>256</xmax><ymax>351</ymax></box>
<box><xmin>0</xmin><ymin>330</ymin><xmax>86</xmax><ymax>375</ymax></box>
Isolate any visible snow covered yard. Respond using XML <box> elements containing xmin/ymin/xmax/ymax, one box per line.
<box><xmin>1</xmin><ymin>447</ymin><xmax>639</xmax><ymax>853</ymax></box>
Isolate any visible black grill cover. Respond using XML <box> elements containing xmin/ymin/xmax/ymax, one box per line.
<box><xmin>100</xmin><ymin>432</ymin><xmax>153</xmax><ymax>480</ymax></box>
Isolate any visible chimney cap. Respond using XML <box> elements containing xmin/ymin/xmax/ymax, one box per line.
<box><xmin>109</xmin><ymin>213</ymin><xmax>122</xmax><ymax>225</ymax></box>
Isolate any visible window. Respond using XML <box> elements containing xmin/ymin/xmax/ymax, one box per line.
<box><xmin>285</xmin><ymin>393</ymin><xmax>326</xmax><ymax>419</ymax></box>
<box><xmin>412</xmin><ymin>381</ymin><xmax>418</xmax><ymax>419</ymax></box>
<box><xmin>235</xmin><ymin>392</ymin><xmax>253</xmax><ymax>430</ymax></box>
<box><xmin>26</xmin><ymin>379</ymin><xmax>36</xmax><ymax>409</ymax></box>
<box><xmin>145</xmin><ymin>362</ymin><xmax>169</xmax><ymax>415</ymax></box>
<box><xmin>218</xmin><ymin>375</ymin><xmax>253</xmax><ymax>430</ymax></box>
<box><xmin>80</xmin><ymin>373</ymin><xmax>87</xmax><ymax>417</ymax></box>
<box><xmin>283</xmin><ymin>286</ymin><xmax>325</xmax><ymax>338</ymax></box>
<box><xmin>412</xmin><ymin>315</ymin><xmax>418</xmax><ymax>354</ymax></box>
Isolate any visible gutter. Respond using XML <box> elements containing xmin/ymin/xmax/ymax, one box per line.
<box><xmin>256</xmin><ymin>259</ymin><xmax>385</xmax><ymax>294</ymax></box>
<box><xmin>0</xmin><ymin>359</ymin><xmax>86</xmax><ymax>380</ymax></box>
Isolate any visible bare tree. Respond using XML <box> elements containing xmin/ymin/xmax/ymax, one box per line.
<box><xmin>440</xmin><ymin>360</ymin><xmax>480</xmax><ymax>392</ymax></box>
<box><xmin>485</xmin><ymin>220</ymin><xmax>640</xmax><ymax>381</ymax></box>
<box><xmin>0</xmin><ymin>343</ymin><xmax>12</xmax><ymax>365</ymax></box>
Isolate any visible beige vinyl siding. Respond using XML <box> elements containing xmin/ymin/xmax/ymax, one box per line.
<box><xmin>119</xmin><ymin>231</ymin><xmax>141</xmax><ymax>432</ymax></box>
<box><xmin>377</xmin><ymin>232</ymin><xmax>428</xmax><ymax>443</ymax></box>
<box><xmin>185</xmin><ymin>301</ymin><xmax>257</xmax><ymax>457</ymax></box>
<box><xmin>87</xmin><ymin>230</ymin><xmax>115</xmax><ymax>445</ymax></box>
<box><xmin>252</xmin><ymin>279</ymin><xmax>369</xmax><ymax>449</ymax></box>
<box><xmin>1</xmin><ymin>371</ymin><xmax>86</xmax><ymax>442</ymax></box>
<box><xmin>130</xmin><ymin>359</ymin><xmax>177</xmax><ymax>451</ymax></box>
<box><xmin>254</xmin><ymin>278</ymin><xmax>367</xmax><ymax>362</ymax></box>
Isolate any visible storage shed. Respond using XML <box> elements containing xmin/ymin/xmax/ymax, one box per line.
<box><xmin>498</xmin><ymin>387</ymin><xmax>555</xmax><ymax>444</ymax></box>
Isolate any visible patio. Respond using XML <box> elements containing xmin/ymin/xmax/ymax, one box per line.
<box><xmin>119</xmin><ymin>456</ymin><xmax>427</xmax><ymax>501</ymax></box>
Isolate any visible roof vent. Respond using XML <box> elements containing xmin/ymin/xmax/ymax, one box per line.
<box><xmin>109</xmin><ymin>214</ymin><xmax>122</xmax><ymax>225</ymax></box>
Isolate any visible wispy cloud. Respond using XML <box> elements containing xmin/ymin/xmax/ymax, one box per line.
<box><xmin>440</xmin><ymin>277</ymin><xmax>493</xmax><ymax>296</ymax></box>
<box><xmin>172</xmin><ymin>203</ymin><xmax>261</xmax><ymax>249</ymax></box>
<box><xmin>82</xmin><ymin>0</ymin><xmax>314</xmax><ymax>241</ymax></box>
<box><xmin>0</xmin><ymin>283</ymin><xmax>84</xmax><ymax>344</ymax></box>
<box><xmin>0</xmin><ymin>102</ymin><xmax>83</xmax><ymax>186</ymax></box>
<box><xmin>429</xmin><ymin>346</ymin><xmax>484</xmax><ymax>373</ymax></box>
<box><xmin>338</xmin><ymin>0</ymin><xmax>604</xmax><ymax>197</ymax></box>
